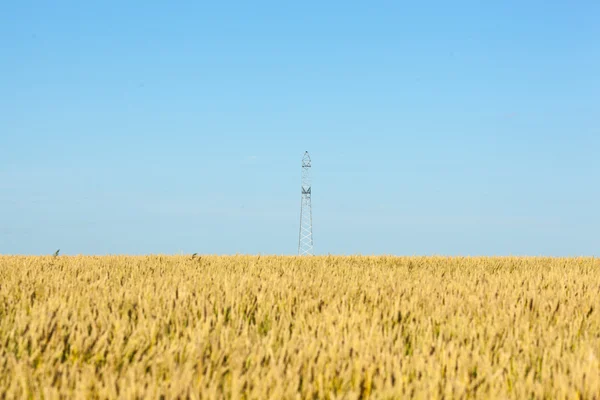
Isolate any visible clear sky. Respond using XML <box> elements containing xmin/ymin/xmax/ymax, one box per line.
<box><xmin>1</xmin><ymin>1</ymin><xmax>599</xmax><ymax>256</ymax></box>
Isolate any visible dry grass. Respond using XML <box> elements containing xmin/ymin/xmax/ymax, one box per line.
<box><xmin>0</xmin><ymin>255</ymin><xmax>599</xmax><ymax>399</ymax></box>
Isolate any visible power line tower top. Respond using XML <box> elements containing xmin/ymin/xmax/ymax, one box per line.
<box><xmin>301</xmin><ymin>151</ymin><xmax>311</xmax><ymax>193</ymax></box>
<box><xmin>298</xmin><ymin>151</ymin><xmax>313</xmax><ymax>256</ymax></box>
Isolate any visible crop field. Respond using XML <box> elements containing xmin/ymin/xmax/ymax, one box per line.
<box><xmin>0</xmin><ymin>255</ymin><xmax>599</xmax><ymax>399</ymax></box>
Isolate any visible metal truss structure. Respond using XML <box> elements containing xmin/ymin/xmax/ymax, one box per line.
<box><xmin>298</xmin><ymin>151</ymin><xmax>313</xmax><ymax>256</ymax></box>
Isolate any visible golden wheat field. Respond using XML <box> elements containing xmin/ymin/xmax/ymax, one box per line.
<box><xmin>0</xmin><ymin>255</ymin><xmax>599</xmax><ymax>399</ymax></box>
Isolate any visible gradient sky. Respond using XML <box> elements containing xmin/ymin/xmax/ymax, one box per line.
<box><xmin>1</xmin><ymin>1</ymin><xmax>599</xmax><ymax>255</ymax></box>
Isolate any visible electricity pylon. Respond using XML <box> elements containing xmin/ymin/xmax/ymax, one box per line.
<box><xmin>298</xmin><ymin>151</ymin><xmax>313</xmax><ymax>256</ymax></box>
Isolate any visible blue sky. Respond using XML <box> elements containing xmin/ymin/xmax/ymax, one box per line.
<box><xmin>1</xmin><ymin>1</ymin><xmax>599</xmax><ymax>255</ymax></box>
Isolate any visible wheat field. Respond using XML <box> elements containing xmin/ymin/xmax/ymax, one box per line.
<box><xmin>0</xmin><ymin>255</ymin><xmax>598</xmax><ymax>399</ymax></box>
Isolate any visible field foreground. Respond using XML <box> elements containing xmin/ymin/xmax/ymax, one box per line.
<box><xmin>0</xmin><ymin>256</ymin><xmax>599</xmax><ymax>399</ymax></box>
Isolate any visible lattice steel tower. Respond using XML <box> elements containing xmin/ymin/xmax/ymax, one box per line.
<box><xmin>298</xmin><ymin>151</ymin><xmax>313</xmax><ymax>256</ymax></box>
